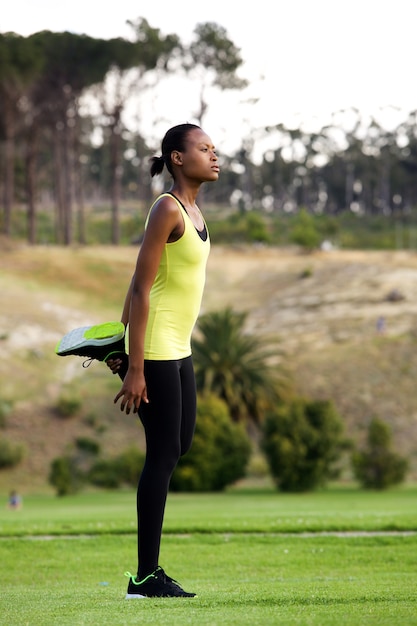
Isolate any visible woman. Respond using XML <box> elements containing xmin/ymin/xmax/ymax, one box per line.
<box><xmin>112</xmin><ymin>123</ymin><xmax>219</xmax><ymax>598</ymax></box>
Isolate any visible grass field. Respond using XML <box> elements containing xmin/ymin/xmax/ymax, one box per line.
<box><xmin>1</xmin><ymin>488</ymin><xmax>416</xmax><ymax>625</ymax></box>
<box><xmin>2</xmin><ymin>243</ymin><xmax>417</xmax><ymax>623</ymax></box>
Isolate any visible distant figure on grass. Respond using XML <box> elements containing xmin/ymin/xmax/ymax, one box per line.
<box><xmin>7</xmin><ymin>490</ymin><xmax>22</xmax><ymax>510</ymax></box>
<box><xmin>376</xmin><ymin>316</ymin><xmax>386</xmax><ymax>335</ymax></box>
<box><xmin>55</xmin><ymin>123</ymin><xmax>219</xmax><ymax>598</ymax></box>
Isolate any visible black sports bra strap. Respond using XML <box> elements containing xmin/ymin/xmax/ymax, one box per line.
<box><xmin>166</xmin><ymin>192</ymin><xmax>208</xmax><ymax>241</ymax></box>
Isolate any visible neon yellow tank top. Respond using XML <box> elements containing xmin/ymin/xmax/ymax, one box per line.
<box><xmin>144</xmin><ymin>193</ymin><xmax>210</xmax><ymax>360</ymax></box>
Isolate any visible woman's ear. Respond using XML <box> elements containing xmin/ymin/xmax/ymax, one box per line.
<box><xmin>171</xmin><ymin>150</ymin><xmax>183</xmax><ymax>166</ymax></box>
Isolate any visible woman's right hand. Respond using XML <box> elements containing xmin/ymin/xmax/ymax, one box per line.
<box><xmin>113</xmin><ymin>369</ymin><xmax>149</xmax><ymax>414</ymax></box>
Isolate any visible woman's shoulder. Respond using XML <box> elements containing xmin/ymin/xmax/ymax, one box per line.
<box><xmin>150</xmin><ymin>192</ymin><xmax>181</xmax><ymax>212</ymax></box>
<box><xmin>145</xmin><ymin>193</ymin><xmax>183</xmax><ymax>229</ymax></box>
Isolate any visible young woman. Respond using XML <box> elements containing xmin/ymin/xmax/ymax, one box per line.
<box><xmin>111</xmin><ymin>123</ymin><xmax>219</xmax><ymax>598</ymax></box>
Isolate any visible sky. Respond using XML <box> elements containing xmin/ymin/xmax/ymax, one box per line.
<box><xmin>1</xmin><ymin>0</ymin><xmax>415</xmax><ymax>156</ymax></box>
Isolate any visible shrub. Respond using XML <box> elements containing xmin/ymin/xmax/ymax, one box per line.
<box><xmin>0</xmin><ymin>437</ymin><xmax>24</xmax><ymax>469</ymax></box>
<box><xmin>49</xmin><ymin>456</ymin><xmax>83</xmax><ymax>496</ymax></box>
<box><xmin>75</xmin><ymin>437</ymin><xmax>100</xmax><ymax>455</ymax></box>
<box><xmin>55</xmin><ymin>393</ymin><xmax>82</xmax><ymax>418</ymax></box>
<box><xmin>88</xmin><ymin>459</ymin><xmax>121</xmax><ymax>489</ymax></box>
<box><xmin>290</xmin><ymin>208</ymin><xmax>321</xmax><ymax>251</ymax></box>
<box><xmin>88</xmin><ymin>446</ymin><xmax>145</xmax><ymax>489</ymax></box>
<box><xmin>262</xmin><ymin>398</ymin><xmax>345</xmax><ymax>492</ymax></box>
<box><xmin>245</xmin><ymin>212</ymin><xmax>271</xmax><ymax>243</ymax></box>
<box><xmin>0</xmin><ymin>400</ymin><xmax>13</xmax><ymax>428</ymax></box>
<box><xmin>113</xmin><ymin>446</ymin><xmax>145</xmax><ymax>487</ymax></box>
<box><xmin>352</xmin><ymin>417</ymin><xmax>409</xmax><ymax>489</ymax></box>
<box><xmin>170</xmin><ymin>394</ymin><xmax>251</xmax><ymax>492</ymax></box>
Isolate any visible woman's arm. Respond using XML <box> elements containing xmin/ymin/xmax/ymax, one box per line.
<box><xmin>120</xmin><ymin>275</ymin><xmax>134</xmax><ymax>327</ymax></box>
<box><xmin>113</xmin><ymin>197</ymin><xmax>183</xmax><ymax>414</ymax></box>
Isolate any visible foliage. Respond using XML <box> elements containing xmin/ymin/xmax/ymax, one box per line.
<box><xmin>55</xmin><ymin>393</ymin><xmax>82</xmax><ymax>418</ymax></box>
<box><xmin>75</xmin><ymin>437</ymin><xmax>100</xmax><ymax>456</ymax></box>
<box><xmin>2</xmin><ymin>22</ymin><xmax>417</xmax><ymax>247</ymax></box>
<box><xmin>0</xmin><ymin>437</ymin><xmax>24</xmax><ymax>469</ymax></box>
<box><xmin>113</xmin><ymin>446</ymin><xmax>145</xmax><ymax>487</ymax></box>
<box><xmin>185</xmin><ymin>22</ymin><xmax>247</xmax><ymax>124</ymax></box>
<box><xmin>245</xmin><ymin>211</ymin><xmax>271</xmax><ymax>243</ymax></box>
<box><xmin>352</xmin><ymin>417</ymin><xmax>409</xmax><ymax>489</ymax></box>
<box><xmin>87</xmin><ymin>459</ymin><xmax>121</xmax><ymax>489</ymax></box>
<box><xmin>261</xmin><ymin>398</ymin><xmax>346</xmax><ymax>492</ymax></box>
<box><xmin>193</xmin><ymin>307</ymin><xmax>285</xmax><ymax>423</ymax></box>
<box><xmin>48</xmin><ymin>456</ymin><xmax>83</xmax><ymax>496</ymax></box>
<box><xmin>289</xmin><ymin>208</ymin><xmax>322</xmax><ymax>250</ymax></box>
<box><xmin>0</xmin><ymin>400</ymin><xmax>13</xmax><ymax>428</ymax></box>
<box><xmin>170</xmin><ymin>394</ymin><xmax>251</xmax><ymax>492</ymax></box>
<box><xmin>88</xmin><ymin>446</ymin><xmax>145</xmax><ymax>489</ymax></box>
<box><xmin>50</xmin><ymin>441</ymin><xmax>145</xmax><ymax>493</ymax></box>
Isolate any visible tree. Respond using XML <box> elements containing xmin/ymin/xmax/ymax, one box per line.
<box><xmin>262</xmin><ymin>398</ymin><xmax>346</xmax><ymax>492</ymax></box>
<box><xmin>26</xmin><ymin>31</ymin><xmax>141</xmax><ymax>244</ymax></box>
<box><xmin>96</xmin><ymin>19</ymin><xmax>181</xmax><ymax>244</ymax></box>
<box><xmin>0</xmin><ymin>33</ymin><xmax>42</xmax><ymax>236</ymax></box>
<box><xmin>184</xmin><ymin>22</ymin><xmax>248</xmax><ymax>126</ymax></box>
<box><xmin>49</xmin><ymin>456</ymin><xmax>82</xmax><ymax>496</ymax></box>
<box><xmin>192</xmin><ymin>307</ymin><xmax>285</xmax><ymax>424</ymax></box>
<box><xmin>352</xmin><ymin>417</ymin><xmax>408</xmax><ymax>489</ymax></box>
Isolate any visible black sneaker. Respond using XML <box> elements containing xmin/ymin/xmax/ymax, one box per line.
<box><xmin>125</xmin><ymin>567</ymin><xmax>196</xmax><ymax>598</ymax></box>
<box><xmin>55</xmin><ymin>322</ymin><xmax>127</xmax><ymax>366</ymax></box>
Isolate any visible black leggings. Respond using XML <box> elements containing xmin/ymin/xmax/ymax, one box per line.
<box><xmin>133</xmin><ymin>356</ymin><xmax>196</xmax><ymax>579</ymax></box>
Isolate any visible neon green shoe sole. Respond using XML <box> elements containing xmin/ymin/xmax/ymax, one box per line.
<box><xmin>55</xmin><ymin>321</ymin><xmax>125</xmax><ymax>361</ymax></box>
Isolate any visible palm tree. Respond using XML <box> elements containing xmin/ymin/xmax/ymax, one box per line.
<box><xmin>192</xmin><ymin>307</ymin><xmax>286</xmax><ymax>424</ymax></box>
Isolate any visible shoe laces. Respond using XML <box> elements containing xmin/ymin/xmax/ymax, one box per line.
<box><xmin>155</xmin><ymin>567</ymin><xmax>183</xmax><ymax>590</ymax></box>
<box><xmin>125</xmin><ymin>567</ymin><xmax>182</xmax><ymax>590</ymax></box>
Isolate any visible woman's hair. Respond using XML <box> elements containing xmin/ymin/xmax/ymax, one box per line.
<box><xmin>149</xmin><ymin>123</ymin><xmax>201</xmax><ymax>178</ymax></box>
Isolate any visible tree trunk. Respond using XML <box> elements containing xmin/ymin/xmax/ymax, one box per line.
<box><xmin>110</xmin><ymin>107</ymin><xmax>122</xmax><ymax>245</ymax></box>
<box><xmin>25</xmin><ymin>123</ymin><xmax>38</xmax><ymax>244</ymax></box>
<box><xmin>62</xmin><ymin>119</ymin><xmax>75</xmax><ymax>245</ymax></box>
<box><xmin>53</xmin><ymin>122</ymin><xmax>66</xmax><ymax>244</ymax></box>
<box><xmin>2</xmin><ymin>104</ymin><xmax>15</xmax><ymax>236</ymax></box>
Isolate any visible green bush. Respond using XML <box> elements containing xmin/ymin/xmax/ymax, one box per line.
<box><xmin>352</xmin><ymin>417</ymin><xmax>409</xmax><ymax>489</ymax></box>
<box><xmin>290</xmin><ymin>208</ymin><xmax>322</xmax><ymax>250</ymax></box>
<box><xmin>0</xmin><ymin>437</ymin><xmax>24</xmax><ymax>469</ymax></box>
<box><xmin>49</xmin><ymin>456</ymin><xmax>83</xmax><ymax>496</ymax></box>
<box><xmin>262</xmin><ymin>398</ymin><xmax>345</xmax><ymax>492</ymax></box>
<box><xmin>88</xmin><ymin>459</ymin><xmax>121</xmax><ymax>489</ymax></box>
<box><xmin>245</xmin><ymin>212</ymin><xmax>271</xmax><ymax>243</ymax></box>
<box><xmin>170</xmin><ymin>394</ymin><xmax>251</xmax><ymax>492</ymax></box>
<box><xmin>113</xmin><ymin>446</ymin><xmax>145</xmax><ymax>487</ymax></box>
<box><xmin>88</xmin><ymin>446</ymin><xmax>145</xmax><ymax>489</ymax></box>
<box><xmin>75</xmin><ymin>437</ymin><xmax>100</xmax><ymax>455</ymax></box>
<box><xmin>0</xmin><ymin>400</ymin><xmax>13</xmax><ymax>428</ymax></box>
<box><xmin>55</xmin><ymin>393</ymin><xmax>82</xmax><ymax>418</ymax></box>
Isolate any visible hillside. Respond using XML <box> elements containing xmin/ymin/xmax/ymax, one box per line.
<box><xmin>1</xmin><ymin>241</ymin><xmax>417</xmax><ymax>492</ymax></box>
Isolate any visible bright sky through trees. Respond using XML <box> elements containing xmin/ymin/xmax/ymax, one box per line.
<box><xmin>1</xmin><ymin>0</ymin><xmax>414</xmax><ymax>154</ymax></box>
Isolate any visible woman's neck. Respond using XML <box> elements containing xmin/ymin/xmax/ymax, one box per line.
<box><xmin>169</xmin><ymin>185</ymin><xmax>199</xmax><ymax>210</ymax></box>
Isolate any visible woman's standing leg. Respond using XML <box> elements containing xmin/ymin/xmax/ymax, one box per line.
<box><xmin>136</xmin><ymin>357</ymin><xmax>196</xmax><ymax>579</ymax></box>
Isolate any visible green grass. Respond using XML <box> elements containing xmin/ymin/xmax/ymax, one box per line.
<box><xmin>2</xmin><ymin>533</ymin><xmax>416</xmax><ymax>625</ymax></box>
<box><xmin>1</xmin><ymin>487</ymin><xmax>416</xmax><ymax>537</ymax></box>
<box><xmin>1</xmin><ymin>488</ymin><xmax>417</xmax><ymax>625</ymax></box>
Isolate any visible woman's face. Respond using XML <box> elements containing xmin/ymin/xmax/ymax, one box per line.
<box><xmin>175</xmin><ymin>129</ymin><xmax>220</xmax><ymax>182</ymax></box>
